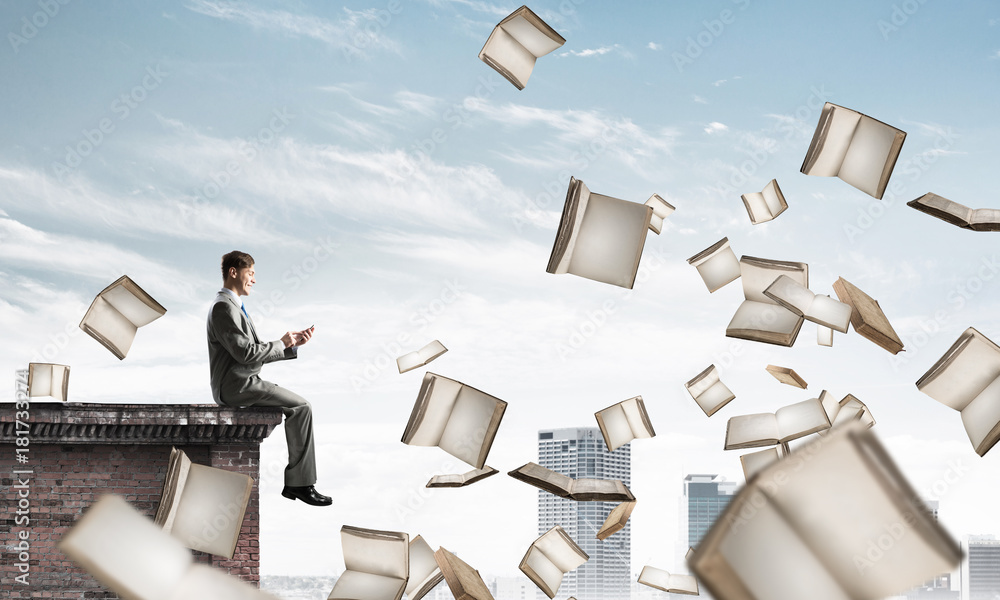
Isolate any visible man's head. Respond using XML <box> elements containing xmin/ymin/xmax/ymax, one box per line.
<box><xmin>221</xmin><ymin>250</ymin><xmax>255</xmax><ymax>296</ymax></box>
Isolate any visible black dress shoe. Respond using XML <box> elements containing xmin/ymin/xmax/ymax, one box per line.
<box><xmin>281</xmin><ymin>485</ymin><xmax>332</xmax><ymax>506</ymax></box>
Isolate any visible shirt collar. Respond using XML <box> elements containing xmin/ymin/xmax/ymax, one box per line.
<box><xmin>219</xmin><ymin>288</ymin><xmax>242</xmax><ymax>304</ymax></box>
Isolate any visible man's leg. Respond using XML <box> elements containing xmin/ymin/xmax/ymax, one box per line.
<box><xmin>230</xmin><ymin>384</ymin><xmax>317</xmax><ymax>488</ymax></box>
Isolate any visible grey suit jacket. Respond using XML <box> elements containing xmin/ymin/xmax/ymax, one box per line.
<box><xmin>207</xmin><ymin>291</ymin><xmax>296</xmax><ymax>406</ymax></box>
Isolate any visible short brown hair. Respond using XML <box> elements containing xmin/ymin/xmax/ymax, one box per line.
<box><xmin>221</xmin><ymin>250</ymin><xmax>254</xmax><ymax>280</ymax></box>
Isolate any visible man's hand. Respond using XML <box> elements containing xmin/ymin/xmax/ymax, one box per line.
<box><xmin>281</xmin><ymin>326</ymin><xmax>315</xmax><ymax>348</ymax></box>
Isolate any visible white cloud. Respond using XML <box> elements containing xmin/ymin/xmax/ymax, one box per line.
<box><xmin>421</xmin><ymin>0</ymin><xmax>511</xmax><ymax>17</ymax></box>
<box><xmin>704</xmin><ymin>122</ymin><xmax>729</xmax><ymax>135</ymax></box>
<box><xmin>712</xmin><ymin>79</ymin><xmax>727</xmax><ymax>86</ymax></box>
<box><xmin>693</xmin><ymin>94</ymin><xmax>707</xmax><ymax>104</ymax></box>
<box><xmin>992</xmin><ymin>49</ymin><xmax>1000</xmax><ymax>59</ymax></box>
<box><xmin>647</xmin><ymin>42</ymin><xmax>662</xmax><ymax>50</ymax></box>
<box><xmin>560</xmin><ymin>44</ymin><xmax>629</xmax><ymax>58</ymax></box>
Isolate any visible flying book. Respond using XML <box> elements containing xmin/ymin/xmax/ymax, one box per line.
<box><xmin>594</xmin><ymin>396</ymin><xmax>655</xmax><ymax>452</ymax></box>
<box><xmin>687</xmin><ymin>237</ymin><xmax>741</xmax><ymax>293</ymax></box>
<box><xmin>763</xmin><ymin>275</ymin><xmax>852</xmax><ymax>333</ymax></box>
<box><xmin>741</xmin><ymin>179</ymin><xmax>788</xmax><ymax>224</ymax></box>
<box><xmin>832</xmin><ymin>276</ymin><xmax>904</xmax><ymax>354</ymax></box>
<box><xmin>646</xmin><ymin>193</ymin><xmax>676</xmax><ymax>234</ymax></box>
<box><xmin>800</xmin><ymin>102</ymin><xmax>906</xmax><ymax>200</ymax></box>
<box><xmin>153</xmin><ymin>447</ymin><xmax>252</xmax><ymax>559</ymax></box>
<box><xmin>907</xmin><ymin>193</ymin><xmax>1000</xmax><ymax>232</ymax></box>
<box><xmin>401</xmin><ymin>372</ymin><xmax>507</xmax><ymax>469</ymax></box>
<box><xmin>685</xmin><ymin>364</ymin><xmax>736</xmax><ymax>417</ymax></box>
<box><xmin>723</xmin><ymin>397</ymin><xmax>831</xmax><ymax>450</ymax></box>
<box><xmin>818</xmin><ymin>324</ymin><xmax>834</xmax><ymax>347</ymax></box>
<box><xmin>726</xmin><ymin>256</ymin><xmax>809</xmax><ymax>347</ymax></box>
<box><xmin>637</xmin><ymin>566</ymin><xmax>699</xmax><ymax>596</ymax></box>
<box><xmin>328</xmin><ymin>526</ymin><xmax>409</xmax><ymax>600</ymax></box>
<box><xmin>434</xmin><ymin>546</ymin><xmax>495</xmax><ymax>600</ymax></box>
<box><xmin>519</xmin><ymin>526</ymin><xmax>589</xmax><ymax>599</ymax></box>
<box><xmin>596</xmin><ymin>500</ymin><xmax>636</xmax><ymax>541</ymax></box>
<box><xmin>739</xmin><ymin>446</ymin><xmax>783</xmax><ymax>482</ymax></box>
<box><xmin>27</xmin><ymin>362</ymin><xmax>70</xmax><ymax>401</ymax></box>
<box><xmin>689</xmin><ymin>423</ymin><xmax>963</xmax><ymax>600</ymax></box>
<box><xmin>547</xmin><ymin>177</ymin><xmax>653</xmax><ymax>289</ymax></box>
<box><xmin>764</xmin><ymin>365</ymin><xmax>807</xmax><ymax>389</ymax></box>
<box><xmin>820</xmin><ymin>392</ymin><xmax>875</xmax><ymax>431</ymax></box>
<box><xmin>508</xmin><ymin>462</ymin><xmax>635</xmax><ymax>501</ymax></box>
<box><xmin>479</xmin><ymin>6</ymin><xmax>564</xmax><ymax>90</ymax></box>
<box><xmin>915</xmin><ymin>327</ymin><xmax>1000</xmax><ymax>456</ymax></box>
<box><xmin>426</xmin><ymin>466</ymin><xmax>498</xmax><ymax>488</ymax></box>
<box><xmin>396</xmin><ymin>340</ymin><xmax>448</xmax><ymax>374</ymax></box>
<box><xmin>79</xmin><ymin>275</ymin><xmax>167</xmax><ymax>360</ymax></box>
<box><xmin>59</xmin><ymin>494</ymin><xmax>279</xmax><ymax>600</ymax></box>
<box><xmin>405</xmin><ymin>535</ymin><xmax>444</xmax><ymax>600</ymax></box>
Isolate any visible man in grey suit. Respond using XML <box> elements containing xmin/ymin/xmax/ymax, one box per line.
<box><xmin>207</xmin><ymin>250</ymin><xmax>332</xmax><ymax>506</ymax></box>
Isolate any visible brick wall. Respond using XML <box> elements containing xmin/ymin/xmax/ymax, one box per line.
<box><xmin>0</xmin><ymin>403</ymin><xmax>282</xmax><ymax>599</ymax></box>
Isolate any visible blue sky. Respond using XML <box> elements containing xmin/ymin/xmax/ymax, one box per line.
<box><xmin>3</xmin><ymin>0</ymin><xmax>1000</xmax><ymax>582</ymax></box>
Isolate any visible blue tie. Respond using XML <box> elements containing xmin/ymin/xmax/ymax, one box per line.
<box><xmin>241</xmin><ymin>304</ymin><xmax>249</xmax><ymax>320</ymax></box>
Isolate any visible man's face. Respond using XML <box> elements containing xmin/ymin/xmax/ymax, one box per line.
<box><xmin>232</xmin><ymin>265</ymin><xmax>255</xmax><ymax>296</ymax></box>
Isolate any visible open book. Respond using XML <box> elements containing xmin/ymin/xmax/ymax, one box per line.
<box><xmin>724</xmin><ymin>397</ymin><xmax>831</xmax><ymax>450</ymax></box>
<box><xmin>58</xmin><ymin>494</ymin><xmax>279</xmax><ymax>600</ymax></box>
<box><xmin>646</xmin><ymin>193</ymin><xmax>676</xmax><ymax>234</ymax></box>
<box><xmin>832</xmin><ymin>277</ymin><xmax>904</xmax><ymax>354</ymax></box>
<box><xmin>915</xmin><ymin>327</ymin><xmax>1000</xmax><ymax>456</ymax></box>
<box><xmin>27</xmin><ymin>362</ymin><xmax>70</xmax><ymax>401</ymax></box>
<box><xmin>800</xmin><ymin>102</ymin><xmax>907</xmax><ymax>199</ymax></box>
<box><xmin>508</xmin><ymin>462</ymin><xmax>635</xmax><ymax>501</ymax></box>
<box><xmin>434</xmin><ymin>546</ymin><xmax>494</xmax><ymax>600</ymax></box>
<box><xmin>739</xmin><ymin>446</ymin><xmax>783</xmax><ymax>482</ymax></box>
<box><xmin>637</xmin><ymin>566</ymin><xmax>699</xmax><ymax>596</ymax></box>
<box><xmin>763</xmin><ymin>275</ymin><xmax>851</xmax><ymax>333</ymax></box>
<box><xmin>426</xmin><ymin>466</ymin><xmax>498</xmax><ymax>488</ymax></box>
<box><xmin>153</xmin><ymin>447</ymin><xmax>252</xmax><ymax>559</ymax></box>
<box><xmin>397</xmin><ymin>340</ymin><xmax>448</xmax><ymax>374</ymax></box>
<box><xmin>907</xmin><ymin>193</ymin><xmax>1000</xmax><ymax>231</ymax></box>
<box><xmin>401</xmin><ymin>372</ymin><xmax>507</xmax><ymax>469</ymax></box>
<box><xmin>328</xmin><ymin>526</ymin><xmax>409</xmax><ymax>600</ymax></box>
<box><xmin>595</xmin><ymin>396</ymin><xmax>655</xmax><ymax>451</ymax></box>
<box><xmin>821</xmin><ymin>391</ymin><xmax>875</xmax><ymax>431</ymax></box>
<box><xmin>405</xmin><ymin>535</ymin><xmax>444</xmax><ymax>600</ymax></box>
<box><xmin>685</xmin><ymin>364</ymin><xmax>736</xmax><ymax>417</ymax></box>
<box><xmin>741</xmin><ymin>179</ymin><xmax>788</xmax><ymax>224</ymax></box>
<box><xmin>689</xmin><ymin>423</ymin><xmax>962</xmax><ymax>600</ymax></box>
<box><xmin>80</xmin><ymin>275</ymin><xmax>167</xmax><ymax>360</ymax></box>
<box><xmin>764</xmin><ymin>365</ymin><xmax>807</xmax><ymax>389</ymax></box>
<box><xmin>687</xmin><ymin>237</ymin><xmax>741</xmax><ymax>293</ymax></box>
<box><xmin>726</xmin><ymin>256</ymin><xmax>809</xmax><ymax>347</ymax></box>
<box><xmin>519</xmin><ymin>526</ymin><xmax>589</xmax><ymax>599</ymax></box>
<box><xmin>596</xmin><ymin>500</ymin><xmax>636</xmax><ymax>541</ymax></box>
<box><xmin>547</xmin><ymin>177</ymin><xmax>653</xmax><ymax>289</ymax></box>
<box><xmin>479</xmin><ymin>5</ymin><xmax>565</xmax><ymax>90</ymax></box>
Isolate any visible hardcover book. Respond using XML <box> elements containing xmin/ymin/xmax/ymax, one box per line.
<box><xmin>594</xmin><ymin>396</ymin><xmax>655</xmax><ymax>451</ymax></box>
<box><xmin>397</xmin><ymin>340</ymin><xmax>448</xmax><ymax>374</ymax></box>
<box><xmin>27</xmin><ymin>362</ymin><xmax>70</xmax><ymax>401</ymax></box>
<box><xmin>479</xmin><ymin>5</ymin><xmax>565</xmax><ymax>90</ymax></box>
<box><xmin>726</xmin><ymin>256</ymin><xmax>809</xmax><ymax>347</ymax></box>
<box><xmin>405</xmin><ymin>535</ymin><xmax>444</xmax><ymax>600</ymax></box>
<box><xmin>687</xmin><ymin>237</ymin><xmax>741</xmax><ymax>293</ymax></box>
<box><xmin>832</xmin><ymin>277</ymin><xmax>904</xmax><ymax>354</ymax></box>
<box><xmin>685</xmin><ymin>364</ymin><xmax>736</xmax><ymax>417</ymax></box>
<box><xmin>907</xmin><ymin>193</ymin><xmax>1000</xmax><ymax>231</ymax></box>
<box><xmin>724</xmin><ymin>397</ymin><xmax>831</xmax><ymax>450</ymax></box>
<box><xmin>519</xmin><ymin>526</ymin><xmax>589</xmax><ymax>599</ymax></box>
<box><xmin>763</xmin><ymin>275</ymin><xmax>852</xmax><ymax>333</ymax></box>
<box><xmin>508</xmin><ymin>462</ymin><xmax>635</xmax><ymax>501</ymax></box>
<box><xmin>327</xmin><ymin>526</ymin><xmax>409</xmax><ymax>600</ymax></box>
<box><xmin>596</xmin><ymin>500</ymin><xmax>636</xmax><ymax>541</ymax></box>
<box><xmin>426</xmin><ymin>466</ymin><xmax>498</xmax><ymax>488</ymax></box>
<box><xmin>80</xmin><ymin>275</ymin><xmax>166</xmax><ymax>359</ymax></box>
<box><xmin>741</xmin><ymin>179</ymin><xmax>787</xmax><ymax>224</ymax></box>
<box><xmin>637</xmin><ymin>566</ymin><xmax>699</xmax><ymax>596</ymax></box>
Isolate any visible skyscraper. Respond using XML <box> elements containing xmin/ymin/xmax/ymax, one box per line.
<box><xmin>963</xmin><ymin>535</ymin><xmax>1000</xmax><ymax>600</ymax></box>
<box><xmin>682</xmin><ymin>474</ymin><xmax>736</xmax><ymax>548</ymax></box>
<box><xmin>537</xmin><ymin>427</ymin><xmax>631</xmax><ymax>600</ymax></box>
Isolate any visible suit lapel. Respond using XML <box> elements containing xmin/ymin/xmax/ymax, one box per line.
<box><xmin>221</xmin><ymin>292</ymin><xmax>260</xmax><ymax>343</ymax></box>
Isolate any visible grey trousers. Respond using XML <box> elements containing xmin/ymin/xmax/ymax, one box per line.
<box><xmin>219</xmin><ymin>378</ymin><xmax>317</xmax><ymax>487</ymax></box>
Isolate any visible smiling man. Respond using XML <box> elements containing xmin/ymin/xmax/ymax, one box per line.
<box><xmin>206</xmin><ymin>250</ymin><xmax>331</xmax><ymax>506</ymax></box>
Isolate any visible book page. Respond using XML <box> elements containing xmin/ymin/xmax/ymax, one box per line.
<box><xmin>727</xmin><ymin>301</ymin><xmax>802</xmax><ymax>339</ymax></box>
<box><xmin>404</xmin><ymin>373</ymin><xmax>462</xmax><ymax>447</ymax></box>
<box><xmin>168</xmin><ymin>564</ymin><xmax>280</xmax><ymax>600</ymax></box>
<box><xmin>168</xmin><ymin>464</ymin><xmax>251</xmax><ymax>558</ymax></box>
<box><xmin>58</xmin><ymin>495</ymin><xmax>192</xmax><ymax>600</ymax></box>
<box><xmin>970</xmin><ymin>208</ymin><xmax>1000</xmax><ymax>231</ymax></box>
<box><xmin>741</xmin><ymin>191</ymin><xmax>771</xmax><ymax>223</ymax></box>
<box><xmin>917</xmin><ymin>328</ymin><xmax>1000</xmax><ymax>411</ymax></box>
<box><xmin>104</xmin><ymin>282</ymin><xmax>164</xmax><ymax>327</ymax></box>
<box><xmin>82</xmin><ymin>295</ymin><xmax>136</xmax><ymax>358</ymax></box>
<box><xmin>696</xmin><ymin>381</ymin><xmax>736</xmax><ymax>416</ymax></box>
<box><xmin>509</xmin><ymin>463</ymin><xmax>574</xmax><ymax>496</ymax></box>
<box><xmin>762</xmin><ymin>180</ymin><xmax>786</xmax><ymax>215</ymax></box>
<box><xmin>327</xmin><ymin>571</ymin><xmax>406</xmax><ymax>600</ymax></box>
<box><xmin>909</xmin><ymin>193</ymin><xmax>973</xmax><ymax>226</ymax></box>
<box><xmin>740</xmin><ymin>257</ymin><xmax>808</xmax><ymax>304</ymax></box>
<box><xmin>405</xmin><ymin>536</ymin><xmax>443</xmax><ymax>600</ymax></box>
<box><xmin>549</xmin><ymin>178</ymin><xmax>588</xmax><ymax>275</ymax></box>
<box><xmin>960</xmin><ymin>375</ymin><xmax>1000</xmax><ymax>454</ymax></box>
<box><xmin>535</xmin><ymin>527</ymin><xmax>587</xmax><ymax>574</ymax></box>
<box><xmin>500</xmin><ymin>12</ymin><xmax>563</xmax><ymax>57</ymax></box>
<box><xmin>689</xmin><ymin>238</ymin><xmax>741</xmax><ymax>292</ymax></box>
<box><xmin>638</xmin><ymin>566</ymin><xmax>698</xmax><ymax>594</ymax></box>
<box><xmin>802</xmin><ymin>104</ymin><xmax>861</xmax><ymax>177</ymax></box>
<box><xmin>567</xmin><ymin>478</ymin><xmax>634</xmax><ymax>501</ymax></box>
<box><xmin>28</xmin><ymin>363</ymin><xmax>52</xmax><ymax>397</ymax></box>
<box><xmin>567</xmin><ymin>193</ymin><xmax>651</xmax><ymax>288</ymax></box>
<box><xmin>480</xmin><ymin>26</ymin><xmax>534</xmax><ymax>89</ymax></box>
<box><xmin>725</xmin><ymin>414</ymin><xmax>779</xmax><ymax>449</ymax></box>
<box><xmin>596</xmin><ymin>403</ymin><xmax>634</xmax><ymax>452</ymax></box>
<box><xmin>839</xmin><ymin>115</ymin><xmax>902</xmax><ymax>198</ymax></box>
<box><xmin>774</xmin><ymin>397</ymin><xmax>831</xmax><ymax>441</ymax></box>
<box><xmin>764</xmin><ymin>274</ymin><xmax>816</xmax><ymax>315</ymax></box>
<box><xmin>341</xmin><ymin>526</ymin><xmax>409</xmax><ymax>581</ymax></box>
<box><xmin>438</xmin><ymin>383</ymin><xmax>504</xmax><ymax>468</ymax></box>
<box><xmin>818</xmin><ymin>324</ymin><xmax>834</xmax><ymax>346</ymax></box>
<box><xmin>522</xmin><ymin>546</ymin><xmax>561</xmax><ymax>598</ymax></box>
<box><xmin>740</xmin><ymin>447</ymin><xmax>781</xmax><ymax>481</ymax></box>
<box><xmin>597</xmin><ymin>500</ymin><xmax>636</xmax><ymax>540</ymax></box>
<box><xmin>807</xmin><ymin>295</ymin><xmax>852</xmax><ymax>333</ymax></box>
<box><xmin>685</xmin><ymin>364</ymin><xmax>720</xmax><ymax>398</ymax></box>
<box><xmin>622</xmin><ymin>396</ymin><xmax>654</xmax><ymax>439</ymax></box>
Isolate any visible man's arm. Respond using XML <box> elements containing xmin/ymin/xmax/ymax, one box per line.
<box><xmin>210</xmin><ymin>302</ymin><xmax>294</xmax><ymax>365</ymax></box>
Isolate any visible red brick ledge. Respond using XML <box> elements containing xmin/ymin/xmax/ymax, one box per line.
<box><xmin>0</xmin><ymin>403</ymin><xmax>283</xmax><ymax>445</ymax></box>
